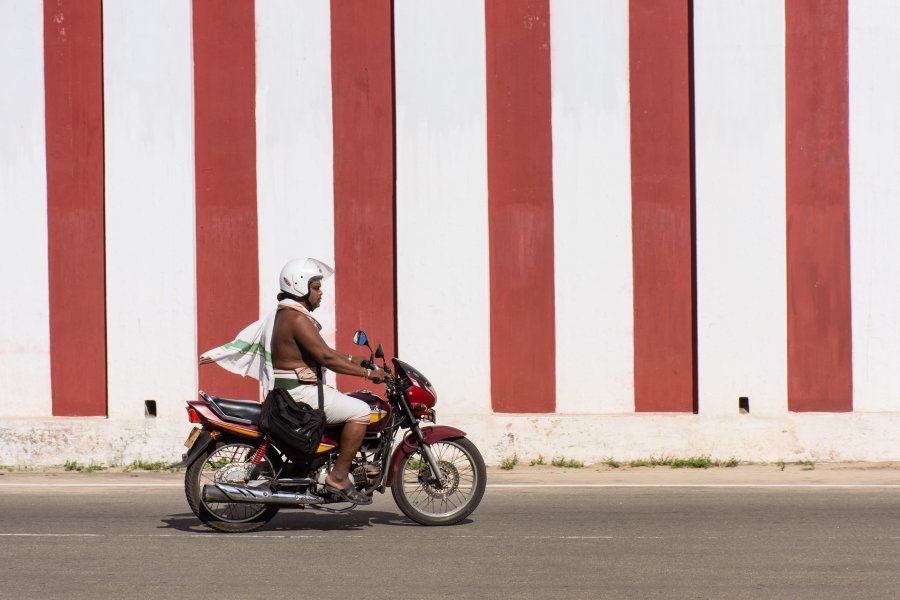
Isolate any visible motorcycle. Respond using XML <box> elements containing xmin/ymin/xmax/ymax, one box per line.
<box><xmin>172</xmin><ymin>330</ymin><xmax>487</xmax><ymax>533</ymax></box>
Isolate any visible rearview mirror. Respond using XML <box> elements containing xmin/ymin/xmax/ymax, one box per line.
<box><xmin>352</xmin><ymin>330</ymin><xmax>368</xmax><ymax>346</ymax></box>
<box><xmin>375</xmin><ymin>344</ymin><xmax>384</xmax><ymax>359</ymax></box>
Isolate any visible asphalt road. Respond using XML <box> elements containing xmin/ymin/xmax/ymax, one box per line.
<box><xmin>1</xmin><ymin>477</ymin><xmax>899</xmax><ymax>599</ymax></box>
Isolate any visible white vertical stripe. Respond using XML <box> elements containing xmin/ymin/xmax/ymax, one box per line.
<box><xmin>103</xmin><ymin>0</ymin><xmax>197</xmax><ymax>421</ymax></box>
<box><xmin>0</xmin><ymin>0</ymin><xmax>51</xmax><ymax>417</ymax></box>
<box><xmin>694</xmin><ymin>1</ymin><xmax>786</xmax><ymax>416</ymax></box>
<box><xmin>550</xmin><ymin>0</ymin><xmax>633</xmax><ymax>414</ymax></box>
<box><xmin>255</xmin><ymin>1</ymin><xmax>336</xmax><ymax>364</ymax></box>
<box><xmin>394</xmin><ymin>0</ymin><xmax>491</xmax><ymax>415</ymax></box>
<box><xmin>850</xmin><ymin>1</ymin><xmax>900</xmax><ymax>412</ymax></box>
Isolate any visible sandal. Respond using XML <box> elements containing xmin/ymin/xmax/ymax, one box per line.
<box><xmin>324</xmin><ymin>481</ymin><xmax>372</xmax><ymax>505</ymax></box>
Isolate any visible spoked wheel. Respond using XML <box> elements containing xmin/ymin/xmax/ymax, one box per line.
<box><xmin>391</xmin><ymin>437</ymin><xmax>486</xmax><ymax>526</ymax></box>
<box><xmin>185</xmin><ymin>440</ymin><xmax>281</xmax><ymax>533</ymax></box>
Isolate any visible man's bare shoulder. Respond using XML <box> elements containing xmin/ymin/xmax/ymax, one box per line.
<box><xmin>280</xmin><ymin>308</ymin><xmax>323</xmax><ymax>343</ymax></box>
<box><xmin>279</xmin><ymin>308</ymin><xmax>310</xmax><ymax>325</ymax></box>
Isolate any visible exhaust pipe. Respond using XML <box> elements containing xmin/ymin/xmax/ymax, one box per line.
<box><xmin>203</xmin><ymin>483</ymin><xmax>323</xmax><ymax>506</ymax></box>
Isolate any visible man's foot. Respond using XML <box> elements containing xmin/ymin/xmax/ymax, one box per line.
<box><xmin>324</xmin><ymin>474</ymin><xmax>372</xmax><ymax>505</ymax></box>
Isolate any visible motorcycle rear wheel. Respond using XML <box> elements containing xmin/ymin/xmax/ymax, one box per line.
<box><xmin>185</xmin><ymin>440</ymin><xmax>281</xmax><ymax>533</ymax></box>
<box><xmin>391</xmin><ymin>437</ymin><xmax>486</xmax><ymax>526</ymax></box>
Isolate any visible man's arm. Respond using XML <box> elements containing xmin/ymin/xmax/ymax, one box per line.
<box><xmin>290</xmin><ymin>313</ymin><xmax>379</xmax><ymax>379</ymax></box>
<box><xmin>345</xmin><ymin>354</ymin><xmax>366</xmax><ymax>366</ymax></box>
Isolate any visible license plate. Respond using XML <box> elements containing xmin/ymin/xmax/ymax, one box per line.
<box><xmin>184</xmin><ymin>427</ymin><xmax>201</xmax><ymax>449</ymax></box>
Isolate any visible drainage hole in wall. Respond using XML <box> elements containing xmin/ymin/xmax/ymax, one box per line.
<box><xmin>145</xmin><ymin>400</ymin><xmax>157</xmax><ymax>418</ymax></box>
<box><xmin>738</xmin><ymin>397</ymin><xmax>749</xmax><ymax>414</ymax></box>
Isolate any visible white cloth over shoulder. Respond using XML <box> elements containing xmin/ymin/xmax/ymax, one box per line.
<box><xmin>199</xmin><ymin>298</ymin><xmax>315</xmax><ymax>391</ymax></box>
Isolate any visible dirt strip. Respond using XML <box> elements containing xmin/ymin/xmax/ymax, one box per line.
<box><xmin>1</xmin><ymin>462</ymin><xmax>899</xmax><ymax>486</ymax></box>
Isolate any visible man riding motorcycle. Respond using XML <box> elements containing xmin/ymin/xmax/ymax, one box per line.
<box><xmin>271</xmin><ymin>258</ymin><xmax>389</xmax><ymax>504</ymax></box>
<box><xmin>200</xmin><ymin>258</ymin><xmax>389</xmax><ymax>505</ymax></box>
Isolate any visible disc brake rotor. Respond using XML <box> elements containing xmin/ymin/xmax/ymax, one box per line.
<box><xmin>214</xmin><ymin>462</ymin><xmax>253</xmax><ymax>484</ymax></box>
<box><xmin>418</xmin><ymin>460</ymin><xmax>460</xmax><ymax>499</ymax></box>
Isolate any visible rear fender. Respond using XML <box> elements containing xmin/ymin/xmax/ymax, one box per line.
<box><xmin>170</xmin><ymin>429</ymin><xmax>215</xmax><ymax>469</ymax></box>
<box><xmin>387</xmin><ymin>425</ymin><xmax>467</xmax><ymax>483</ymax></box>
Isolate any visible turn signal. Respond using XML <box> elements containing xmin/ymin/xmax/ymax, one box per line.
<box><xmin>187</xmin><ymin>407</ymin><xmax>201</xmax><ymax>423</ymax></box>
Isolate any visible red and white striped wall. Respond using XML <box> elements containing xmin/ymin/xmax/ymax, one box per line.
<box><xmin>848</xmin><ymin>0</ymin><xmax>900</xmax><ymax>414</ymax></box>
<box><xmin>3</xmin><ymin>0</ymin><xmax>900</xmax><ymax>464</ymax></box>
<box><xmin>694</xmin><ymin>0</ymin><xmax>788</xmax><ymax>417</ymax></box>
<box><xmin>1</xmin><ymin>0</ymin><xmax>52</xmax><ymax>418</ymax></box>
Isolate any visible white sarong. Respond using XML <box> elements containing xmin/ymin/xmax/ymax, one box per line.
<box><xmin>199</xmin><ymin>298</ymin><xmax>318</xmax><ymax>391</ymax></box>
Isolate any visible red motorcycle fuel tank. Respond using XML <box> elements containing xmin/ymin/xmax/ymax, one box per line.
<box><xmin>349</xmin><ymin>390</ymin><xmax>392</xmax><ymax>433</ymax></box>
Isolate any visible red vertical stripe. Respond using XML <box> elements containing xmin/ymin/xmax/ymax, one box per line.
<box><xmin>330</xmin><ymin>0</ymin><xmax>397</xmax><ymax>392</ymax></box>
<box><xmin>193</xmin><ymin>0</ymin><xmax>260</xmax><ymax>400</ymax></box>
<box><xmin>485</xmin><ymin>0</ymin><xmax>556</xmax><ymax>413</ymax></box>
<box><xmin>629</xmin><ymin>0</ymin><xmax>695</xmax><ymax>413</ymax></box>
<box><xmin>785</xmin><ymin>0</ymin><xmax>852</xmax><ymax>412</ymax></box>
<box><xmin>43</xmin><ymin>0</ymin><xmax>107</xmax><ymax>417</ymax></box>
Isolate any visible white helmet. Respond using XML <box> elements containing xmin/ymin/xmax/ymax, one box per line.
<box><xmin>279</xmin><ymin>258</ymin><xmax>334</xmax><ymax>297</ymax></box>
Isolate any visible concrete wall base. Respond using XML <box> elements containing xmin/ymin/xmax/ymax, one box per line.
<box><xmin>1</xmin><ymin>412</ymin><xmax>897</xmax><ymax>467</ymax></box>
<box><xmin>448</xmin><ymin>412</ymin><xmax>899</xmax><ymax>464</ymax></box>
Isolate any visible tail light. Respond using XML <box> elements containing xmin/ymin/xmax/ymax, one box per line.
<box><xmin>187</xmin><ymin>407</ymin><xmax>201</xmax><ymax>423</ymax></box>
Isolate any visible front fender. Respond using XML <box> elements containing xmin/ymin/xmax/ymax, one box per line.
<box><xmin>387</xmin><ymin>425</ymin><xmax>467</xmax><ymax>484</ymax></box>
<box><xmin>169</xmin><ymin>429</ymin><xmax>215</xmax><ymax>469</ymax></box>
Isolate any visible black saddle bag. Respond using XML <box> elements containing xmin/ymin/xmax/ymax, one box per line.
<box><xmin>260</xmin><ymin>367</ymin><xmax>326</xmax><ymax>461</ymax></box>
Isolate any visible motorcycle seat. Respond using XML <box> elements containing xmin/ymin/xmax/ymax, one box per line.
<box><xmin>209</xmin><ymin>397</ymin><xmax>262</xmax><ymax>425</ymax></box>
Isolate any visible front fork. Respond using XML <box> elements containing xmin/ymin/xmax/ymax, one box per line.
<box><xmin>418</xmin><ymin>442</ymin><xmax>445</xmax><ymax>488</ymax></box>
<box><xmin>397</xmin><ymin>396</ymin><xmax>444</xmax><ymax>488</ymax></box>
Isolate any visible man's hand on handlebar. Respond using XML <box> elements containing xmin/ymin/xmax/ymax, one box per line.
<box><xmin>366</xmin><ymin>367</ymin><xmax>391</xmax><ymax>384</ymax></box>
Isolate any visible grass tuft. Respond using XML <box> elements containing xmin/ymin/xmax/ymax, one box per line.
<box><xmin>801</xmin><ymin>460</ymin><xmax>815</xmax><ymax>471</ymax></box>
<box><xmin>776</xmin><ymin>460</ymin><xmax>786</xmax><ymax>471</ymax></box>
<box><xmin>628</xmin><ymin>455</ymin><xmax>739</xmax><ymax>469</ymax></box>
<box><xmin>64</xmin><ymin>460</ymin><xmax>106</xmax><ymax>473</ymax></box>
<box><xmin>123</xmin><ymin>460</ymin><xmax>178</xmax><ymax>472</ymax></box>
<box><xmin>499</xmin><ymin>454</ymin><xmax>519</xmax><ymax>471</ymax></box>
<box><xmin>551</xmin><ymin>457</ymin><xmax>585</xmax><ymax>469</ymax></box>
<box><xmin>603</xmin><ymin>457</ymin><xmax>621</xmax><ymax>469</ymax></box>
<box><xmin>529</xmin><ymin>455</ymin><xmax>546</xmax><ymax>466</ymax></box>
<box><xmin>670</xmin><ymin>456</ymin><xmax>714</xmax><ymax>469</ymax></box>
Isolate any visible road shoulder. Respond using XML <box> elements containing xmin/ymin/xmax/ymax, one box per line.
<box><xmin>1</xmin><ymin>461</ymin><xmax>899</xmax><ymax>486</ymax></box>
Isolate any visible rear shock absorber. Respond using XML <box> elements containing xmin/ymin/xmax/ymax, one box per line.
<box><xmin>251</xmin><ymin>439</ymin><xmax>269</xmax><ymax>465</ymax></box>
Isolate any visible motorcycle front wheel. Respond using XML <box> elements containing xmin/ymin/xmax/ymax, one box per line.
<box><xmin>184</xmin><ymin>440</ymin><xmax>281</xmax><ymax>533</ymax></box>
<box><xmin>391</xmin><ymin>437</ymin><xmax>486</xmax><ymax>526</ymax></box>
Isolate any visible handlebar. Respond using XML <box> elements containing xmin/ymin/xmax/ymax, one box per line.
<box><xmin>362</xmin><ymin>359</ymin><xmax>394</xmax><ymax>386</ymax></box>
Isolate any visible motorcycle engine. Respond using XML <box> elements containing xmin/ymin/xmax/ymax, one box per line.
<box><xmin>352</xmin><ymin>463</ymin><xmax>382</xmax><ymax>490</ymax></box>
<box><xmin>314</xmin><ymin>463</ymin><xmax>381</xmax><ymax>492</ymax></box>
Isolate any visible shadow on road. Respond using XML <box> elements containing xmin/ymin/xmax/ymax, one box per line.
<box><xmin>160</xmin><ymin>509</ymin><xmax>473</xmax><ymax>533</ymax></box>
